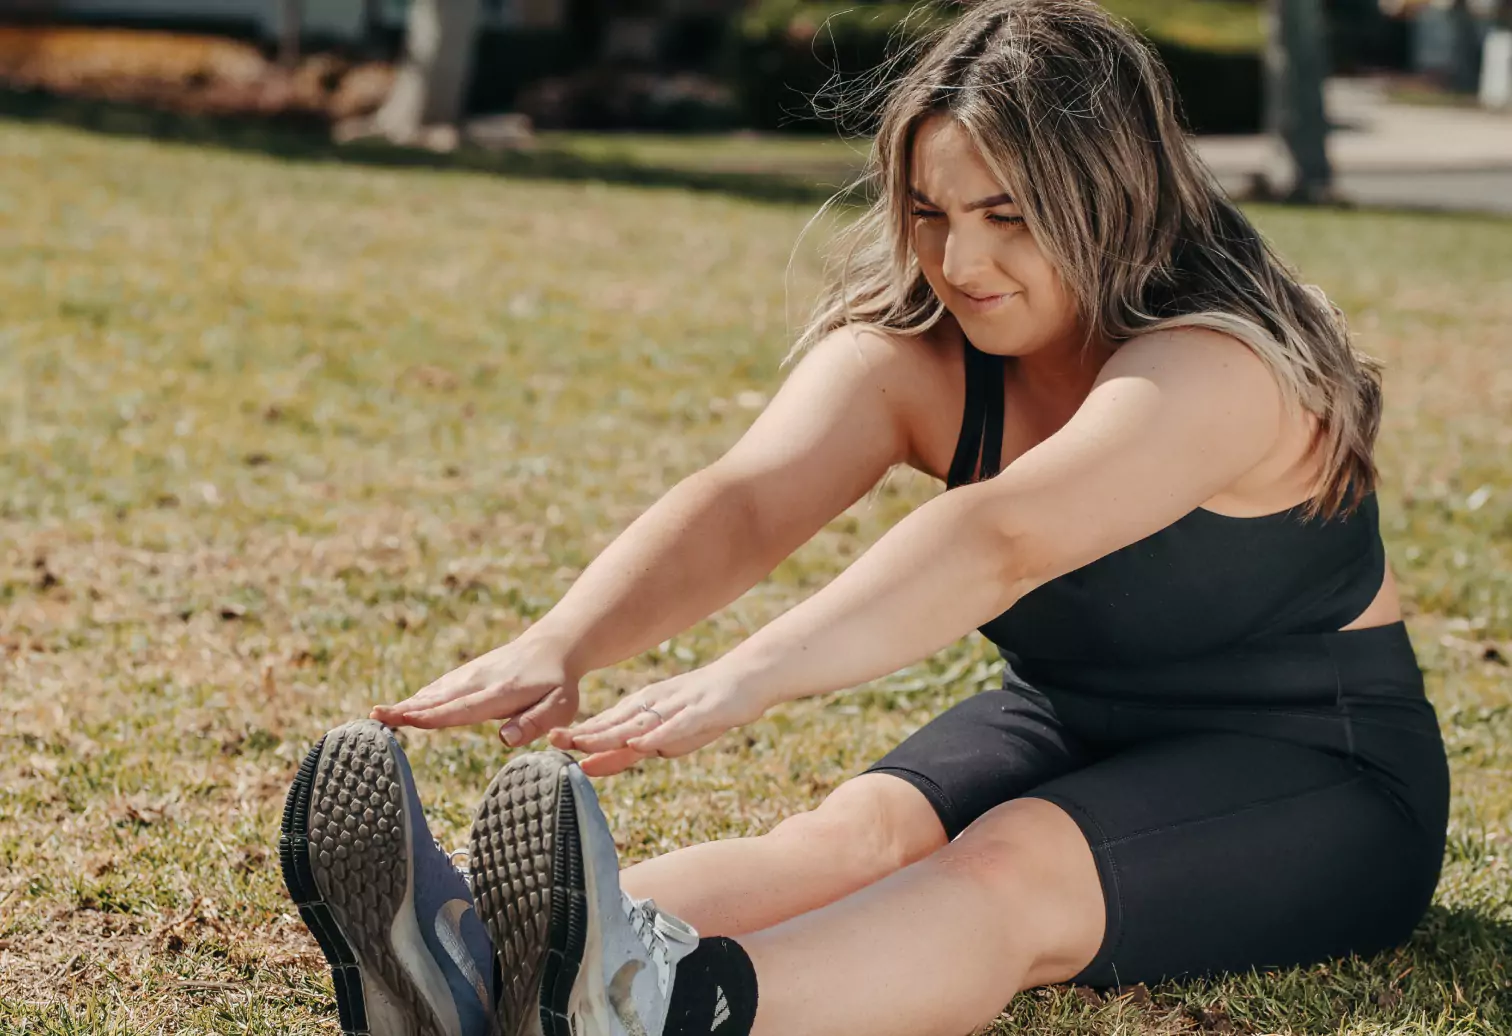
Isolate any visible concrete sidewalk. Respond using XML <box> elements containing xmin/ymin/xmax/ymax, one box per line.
<box><xmin>1196</xmin><ymin>78</ymin><xmax>1512</xmax><ymax>214</ymax></box>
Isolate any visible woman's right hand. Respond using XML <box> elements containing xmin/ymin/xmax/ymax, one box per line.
<box><xmin>369</xmin><ymin>633</ymin><xmax>582</xmax><ymax>747</ymax></box>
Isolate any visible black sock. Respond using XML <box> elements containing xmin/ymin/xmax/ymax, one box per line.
<box><xmin>665</xmin><ymin>936</ymin><xmax>758</xmax><ymax>1036</ymax></box>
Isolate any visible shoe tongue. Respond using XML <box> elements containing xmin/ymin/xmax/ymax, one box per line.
<box><xmin>626</xmin><ymin>893</ymin><xmax>696</xmax><ymax>945</ymax></box>
<box><xmin>650</xmin><ymin>905</ymin><xmax>697</xmax><ymax>944</ymax></box>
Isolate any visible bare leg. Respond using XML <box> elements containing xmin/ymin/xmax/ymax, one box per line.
<box><xmin>742</xmin><ymin>797</ymin><xmax>1105</xmax><ymax>1036</ymax></box>
<box><xmin>619</xmin><ymin>773</ymin><xmax>948</xmax><ymax>937</ymax></box>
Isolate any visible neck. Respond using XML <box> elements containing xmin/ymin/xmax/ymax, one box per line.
<box><xmin>1011</xmin><ymin>332</ymin><xmax>1115</xmax><ymax>408</ymax></box>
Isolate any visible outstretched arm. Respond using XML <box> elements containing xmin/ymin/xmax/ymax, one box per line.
<box><xmin>558</xmin><ymin>329</ymin><xmax>1286</xmax><ymax>770</ymax></box>
<box><xmin>726</xmin><ymin>328</ymin><xmax>1285</xmax><ymax>703</ymax></box>
<box><xmin>371</xmin><ymin>326</ymin><xmax>913</xmax><ymax>735</ymax></box>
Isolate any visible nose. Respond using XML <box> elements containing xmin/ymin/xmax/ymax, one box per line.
<box><xmin>940</xmin><ymin>223</ymin><xmax>996</xmax><ymax>294</ymax></box>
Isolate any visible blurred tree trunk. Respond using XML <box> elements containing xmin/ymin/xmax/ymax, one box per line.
<box><xmin>278</xmin><ymin>0</ymin><xmax>304</xmax><ymax>67</ymax></box>
<box><xmin>1265</xmin><ymin>0</ymin><xmax>1334</xmax><ymax>202</ymax></box>
<box><xmin>371</xmin><ymin>0</ymin><xmax>482</xmax><ymax>145</ymax></box>
<box><xmin>1448</xmin><ymin>0</ymin><xmax>1483</xmax><ymax>93</ymax></box>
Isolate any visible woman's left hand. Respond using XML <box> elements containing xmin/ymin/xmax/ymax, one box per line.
<box><xmin>546</xmin><ymin>661</ymin><xmax>770</xmax><ymax>777</ymax></box>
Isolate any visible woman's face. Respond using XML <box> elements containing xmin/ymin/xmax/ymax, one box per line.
<box><xmin>908</xmin><ymin>114</ymin><xmax>1081</xmax><ymax>358</ymax></box>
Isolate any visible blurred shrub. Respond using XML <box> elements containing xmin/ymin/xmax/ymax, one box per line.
<box><xmin>1157</xmin><ymin>40</ymin><xmax>1264</xmax><ymax>134</ymax></box>
<box><xmin>464</xmin><ymin>28</ymin><xmax>576</xmax><ymax>115</ymax></box>
<box><xmin>514</xmin><ymin>69</ymin><xmax>740</xmax><ymax>131</ymax></box>
<box><xmin>0</xmin><ymin>26</ymin><xmax>392</xmax><ymax>126</ymax></box>
<box><xmin>726</xmin><ymin>1</ymin><xmax>946</xmax><ymax>134</ymax></box>
<box><xmin>726</xmin><ymin>0</ymin><xmax>1264</xmax><ymax>135</ymax></box>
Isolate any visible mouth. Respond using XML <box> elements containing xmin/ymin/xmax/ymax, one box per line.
<box><xmin>957</xmin><ymin>290</ymin><xmax>1017</xmax><ymax>312</ymax></box>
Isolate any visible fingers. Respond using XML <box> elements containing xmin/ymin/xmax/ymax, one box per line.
<box><xmin>553</xmin><ymin>701</ymin><xmax>729</xmax><ymax>775</ymax></box>
<box><xmin>499</xmin><ymin>685</ymin><xmax>576</xmax><ymax>747</ymax></box>
<box><xmin>386</xmin><ymin>686</ymin><xmax>508</xmax><ymax>729</ymax></box>
<box><xmin>577</xmin><ymin>747</ymin><xmax>649</xmax><ymax>778</ymax></box>
<box><xmin>575</xmin><ymin>706</ymin><xmax>724</xmax><ymax>773</ymax></box>
<box><xmin>370</xmin><ymin>683</ymin><xmax>456</xmax><ymax>724</ymax></box>
<box><xmin>626</xmin><ymin>706</ymin><xmax>720</xmax><ymax>759</ymax></box>
<box><xmin>384</xmin><ymin>676</ymin><xmax>557</xmax><ymax>730</ymax></box>
<box><xmin>370</xmin><ymin>668</ymin><xmax>483</xmax><ymax>727</ymax></box>
<box><xmin>567</xmin><ymin>701</ymin><xmax>678</xmax><ymax>754</ymax></box>
<box><xmin>564</xmin><ymin>693</ymin><xmax>655</xmax><ymax>741</ymax></box>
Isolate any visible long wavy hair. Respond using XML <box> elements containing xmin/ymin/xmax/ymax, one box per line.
<box><xmin>788</xmin><ymin>0</ymin><xmax>1381</xmax><ymax>516</ymax></box>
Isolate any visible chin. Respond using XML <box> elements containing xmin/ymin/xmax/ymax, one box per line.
<box><xmin>952</xmin><ymin>317</ymin><xmax>1037</xmax><ymax>357</ymax></box>
<box><xmin>956</xmin><ymin>313</ymin><xmax>1083</xmax><ymax>362</ymax></box>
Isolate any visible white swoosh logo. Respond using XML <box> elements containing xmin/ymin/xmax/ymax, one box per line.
<box><xmin>435</xmin><ymin>898</ymin><xmax>491</xmax><ymax>1009</ymax></box>
<box><xmin>608</xmin><ymin>959</ymin><xmax>649</xmax><ymax>1036</ymax></box>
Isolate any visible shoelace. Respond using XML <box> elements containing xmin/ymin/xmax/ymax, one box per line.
<box><xmin>439</xmin><ymin>842</ymin><xmax>471</xmax><ymax>881</ymax></box>
<box><xmin>624</xmin><ymin>893</ymin><xmax>673</xmax><ymax>970</ymax></box>
<box><xmin>563</xmin><ymin>895</ymin><xmax>677</xmax><ymax>1036</ymax></box>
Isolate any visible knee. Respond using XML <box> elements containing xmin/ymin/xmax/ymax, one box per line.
<box><xmin>764</xmin><ymin>775</ymin><xmax>946</xmax><ymax>880</ymax></box>
<box><xmin>933</xmin><ymin>798</ymin><xmax>1106</xmax><ymax>982</ymax></box>
<box><xmin>941</xmin><ymin>799</ymin><xmax>1081</xmax><ymax>887</ymax></box>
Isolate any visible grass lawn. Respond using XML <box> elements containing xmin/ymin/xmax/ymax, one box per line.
<box><xmin>0</xmin><ymin>118</ymin><xmax>1509</xmax><ymax>1033</ymax></box>
<box><xmin>1099</xmin><ymin>0</ymin><xmax>1266</xmax><ymax>53</ymax></box>
<box><xmin>539</xmin><ymin>130</ymin><xmax>870</xmax><ymax>185</ymax></box>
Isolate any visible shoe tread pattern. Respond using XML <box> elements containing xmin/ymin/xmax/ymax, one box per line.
<box><xmin>469</xmin><ymin>752</ymin><xmax>585</xmax><ymax>1036</ymax></box>
<box><xmin>302</xmin><ymin>720</ymin><xmax>447</xmax><ymax>1036</ymax></box>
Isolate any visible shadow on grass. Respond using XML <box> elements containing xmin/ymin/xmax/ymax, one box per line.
<box><xmin>1264</xmin><ymin>903</ymin><xmax>1511</xmax><ymax>1026</ymax></box>
<box><xmin>1408</xmin><ymin>903</ymin><xmax>1512</xmax><ymax>996</ymax></box>
<box><xmin>1312</xmin><ymin>903</ymin><xmax>1512</xmax><ymax>1028</ymax></box>
<box><xmin>1074</xmin><ymin>904</ymin><xmax>1512</xmax><ymax>1033</ymax></box>
<box><xmin>0</xmin><ymin>87</ymin><xmax>859</xmax><ymax>208</ymax></box>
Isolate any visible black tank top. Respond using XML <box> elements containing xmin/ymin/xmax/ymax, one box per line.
<box><xmin>948</xmin><ymin>340</ymin><xmax>1387</xmax><ymax>677</ymax></box>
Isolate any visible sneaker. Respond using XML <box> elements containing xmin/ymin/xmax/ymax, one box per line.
<box><xmin>469</xmin><ymin>751</ymin><xmax>699</xmax><ymax>1036</ymax></box>
<box><xmin>280</xmin><ymin>719</ymin><xmax>496</xmax><ymax>1036</ymax></box>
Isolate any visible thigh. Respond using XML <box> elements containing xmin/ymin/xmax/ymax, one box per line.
<box><xmin>780</xmin><ymin>770</ymin><xmax>953</xmax><ymax>872</ymax></box>
<box><xmin>1027</xmin><ymin>732</ymin><xmax>1446</xmax><ymax>988</ymax></box>
<box><xmin>862</xmin><ymin>684</ymin><xmax>1095</xmax><ymax>840</ymax></box>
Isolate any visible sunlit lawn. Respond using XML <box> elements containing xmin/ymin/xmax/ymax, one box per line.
<box><xmin>0</xmin><ymin>118</ymin><xmax>1508</xmax><ymax>1033</ymax></box>
<box><xmin>540</xmin><ymin>130</ymin><xmax>870</xmax><ymax>182</ymax></box>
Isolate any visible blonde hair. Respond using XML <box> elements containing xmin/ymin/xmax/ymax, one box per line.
<box><xmin>789</xmin><ymin>0</ymin><xmax>1381</xmax><ymax>516</ymax></box>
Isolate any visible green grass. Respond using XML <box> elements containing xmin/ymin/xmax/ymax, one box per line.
<box><xmin>1100</xmin><ymin>0</ymin><xmax>1266</xmax><ymax>53</ymax></box>
<box><xmin>540</xmin><ymin>130</ymin><xmax>870</xmax><ymax>183</ymax></box>
<box><xmin>751</xmin><ymin>0</ymin><xmax>1266</xmax><ymax>54</ymax></box>
<box><xmin>0</xmin><ymin>119</ymin><xmax>1509</xmax><ymax>1032</ymax></box>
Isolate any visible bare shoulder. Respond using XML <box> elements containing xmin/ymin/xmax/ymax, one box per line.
<box><xmin>1097</xmin><ymin>327</ymin><xmax>1285</xmax><ymax>439</ymax></box>
<box><xmin>802</xmin><ymin>322</ymin><xmax>951</xmax><ymax>388</ymax></box>
<box><xmin>1099</xmin><ymin>326</ymin><xmax>1280</xmax><ymax>403</ymax></box>
<box><xmin>1096</xmin><ymin>326</ymin><xmax>1319</xmax><ymax>512</ymax></box>
<box><xmin>799</xmin><ymin>322</ymin><xmax>961</xmax><ymax>471</ymax></box>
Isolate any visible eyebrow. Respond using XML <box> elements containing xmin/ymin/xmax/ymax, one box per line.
<box><xmin>909</xmin><ymin>187</ymin><xmax>1016</xmax><ymax>211</ymax></box>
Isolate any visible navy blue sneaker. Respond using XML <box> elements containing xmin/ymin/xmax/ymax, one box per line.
<box><xmin>281</xmin><ymin>719</ymin><xmax>497</xmax><ymax>1036</ymax></box>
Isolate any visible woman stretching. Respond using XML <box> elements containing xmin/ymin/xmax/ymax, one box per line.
<box><xmin>277</xmin><ymin>3</ymin><xmax>1449</xmax><ymax>1035</ymax></box>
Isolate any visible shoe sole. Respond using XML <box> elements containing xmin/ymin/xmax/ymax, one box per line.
<box><xmin>279</xmin><ymin>720</ymin><xmax>453</xmax><ymax>1036</ymax></box>
<box><xmin>469</xmin><ymin>752</ymin><xmax>587</xmax><ymax>1036</ymax></box>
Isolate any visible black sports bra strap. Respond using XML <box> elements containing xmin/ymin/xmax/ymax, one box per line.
<box><xmin>947</xmin><ymin>340</ymin><xmax>1006</xmax><ymax>488</ymax></box>
<box><xmin>947</xmin><ymin>345</ymin><xmax>986</xmax><ymax>489</ymax></box>
<box><xmin>979</xmin><ymin>349</ymin><xmax>1005</xmax><ymax>480</ymax></box>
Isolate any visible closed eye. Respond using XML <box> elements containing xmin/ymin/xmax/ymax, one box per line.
<box><xmin>911</xmin><ymin>207</ymin><xmax>1024</xmax><ymax>227</ymax></box>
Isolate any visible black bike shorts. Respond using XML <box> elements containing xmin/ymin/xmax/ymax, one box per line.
<box><xmin>863</xmin><ymin>624</ymin><xmax>1450</xmax><ymax>988</ymax></box>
